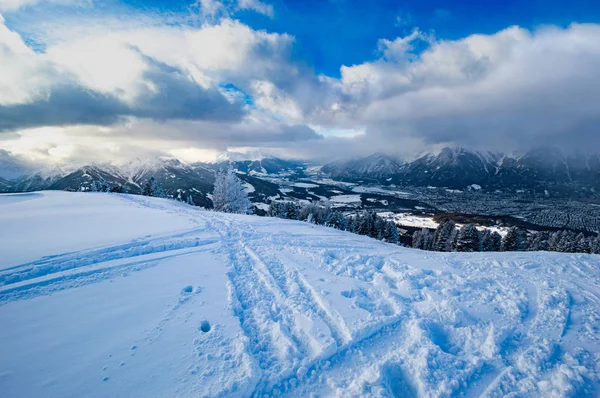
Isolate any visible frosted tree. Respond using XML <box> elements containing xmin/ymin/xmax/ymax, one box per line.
<box><xmin>212</xmin><ymin>167</ymin><xmax>253</xmax><ymax>214</ymax></box>
<box><xmin>575</xmin><ymin>233</ymin><xmax>590</xmax><ymax>253</ymax></box>
<box><xmin>433</xmin><ymin>221</ymin><xmax>456</xmax><ymax>252</ymax></box>
<box><xmin>267</xmin><ymin>201</ymin><xmax>283</xmax><ymax>218</ymax></box>
<box><xmin>455</xmin><ymin>224</ymin><xmax>480</xmax><ymax>252</ymax></box>
<box><xmin>412</xmin><ymin>228</ymin><xmax>433</xmax><ymax>249</ymax></box>
<box><xmin>527</xmin><ymin>231</ymin><xmax>549</xmax><ymax>252</ymax></box>
<box><xmin>382</xmin><ymin>221</ymin><xmax>399</xmax><ymax>244</ymax></box>
<box><xmin>502</xmin><ymin>227</ymin><xmax>527</xmax><ymax>251</ymax></box>
<box><xmin>142</xmin><ymin>177</ymin><xmax>166</xmax><ymax>198</ymax></box>
<box><xmin>90</xmin><ymin>178</ymin><xmax>109</xmax><ymax>192</ymax></box>
<box><xmin>325</xmin><ymin>211</ymin><xmax>347</xmax><ymax>230</ymax></box>
<box><xmin>412</xmin><ymin>229</ymin><xmax>424</xmax><ymax>249</ymax></box>
<box><xmin>421</xmin><ymin>228</ymin><xmax>434</xmax><ymax>250</ymax></box>
<box><xmin>284</xmin><ymin>202</ymin><xmax>300</xmax><ymax>220</ymax></box>
<box><xmin>548</xmin><ymin>231</ymin><xmax>561</xmax><ymax>251</ymax></box>
<box><xmin>557</xmin><ymin>230</ymin><xmax>576</xmax><ymax>253</ymax></box>
<box><xmin>591</xmin><ymin>235</ymin><xmax>600</xmax><ymax>254</ymax></box>
<box><xmin>374</xmin><ymin>216</ymin><xmax>386</xmax><ymax>240</ymax></box>
<box><xmin>481</xmin><ymin>230</ymin><xmax>502</xmax><ymax>252</ymax></box>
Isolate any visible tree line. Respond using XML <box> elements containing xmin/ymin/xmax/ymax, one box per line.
<box><xmin>267</xmin><ymin>201</ymin><xmax>400</xmax><ymax>244</ymax></box>
<box><xmin>412</xmin><ymin>221</ymin><xmax>600</xmax><ymax>254</ymax></box>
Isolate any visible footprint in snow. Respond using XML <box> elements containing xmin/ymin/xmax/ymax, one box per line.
<box><xmin>199</xmin><ymin>320</ymin><xmax>211</xmax><ymax>333</ymax></box>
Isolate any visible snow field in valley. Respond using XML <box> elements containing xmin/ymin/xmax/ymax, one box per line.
<box><xmin>0</xmin><ymin>191</ymin><xmax>599</xmax><ymax>397</ymax></box>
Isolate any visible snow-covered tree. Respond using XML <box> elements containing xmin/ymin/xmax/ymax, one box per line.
<box><xmin>455</xmin><ymin>224</ymin><xmax>480</xmax><ymax>252</ymax></box>
<box><xmin>433</xmin><ymin>221</ymin><xmax>456</xmax><ymax>252</ymax></box>
<box><xmin>212</xmin><ymin>167</ymin><xmax>253</xmax><ymax>214</ymax></box>
<box><xmin>575</xmin><ymin>233</ymin><xmax>590</xmax><ymax>253</ymax></box>
<box><xmin>527</xmin><ymin>231</ymin><xmax>550</xmax><ymax>252</ymax></box>
<box><xmin>421</xmin><ymin>228</ymin><xmax>434</xmax><ymax>250</ymax></box>
<box><xmin>591</xmin><ymin>235</ymin><xmax>600</xmax><ymax>254</ymax></box>
<box><xmin>412</xmin><ymin>229</ymin><xmax>424</xmax><ymax>249</ymax></box>
<box><xmin>480</xmin><ymin>230</ymin><xmax>502</xmax><ymax>252</ymax></box>
<box><xmin>142</xmin><ymin>177</ymin><xmax>166</xmax><ymax>198</ymax></box>
<box><xmin>90</xmin><ymin>179</ymin><xmax>109</xmax><ymax>192</ymax></box>
<box><xmin>502</xmin><ymin>227</ymin><xmax>527</xmax><ymax>251</ymax></box>
<box><xmin>382</xmin><ymin>220</ymin><xmax>399</xmax><ymax>244</ymax></box>
<box><xmin>548</xmin><ymin>231</ymin><xmax>561</xmax><ymax>251</ymax></box>
<box><xmin>325</xmin><ymin>211</ymin><xmax>347</xmax><ymax>230</ymax></box>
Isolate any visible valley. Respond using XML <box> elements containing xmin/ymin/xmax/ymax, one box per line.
<box><xmin>1</xmin><ymin>146</ymin><xmax>599</xmax><ymax>237</ymax></box>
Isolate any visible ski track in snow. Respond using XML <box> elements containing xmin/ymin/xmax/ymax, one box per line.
<box><xmin>0</xmin><ymin>192</ymin><xmax>599</xmax><ymax>397</ymax></box>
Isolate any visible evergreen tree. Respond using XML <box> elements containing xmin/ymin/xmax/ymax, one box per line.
<box><xmin>502</xmin><ymin>227</ymin><xmax>526</xmax><ymax>251</ymax></box>
<box><xmin>374</xmin><ymin>216</ymin><xmax>386</xmax><ymax>240</ymax></box>
<box><xmin>382</xmin><ymin>221</ymin><xmax>399</xmax><ymax>244</ymax></box>
<box><xmin>448</xmin><ymin>227</ymin><xmax>459</xmax><ymax>251</ymax></box>
<box><xmin>557</xmin><ymin>230</ymin><xmax>576</xmax><ymax>253</ymax></box>
<box><xmin>422</xmin><ymin>228</ymin><xmax>434</xmax><ymax>250</ymax></box>
<box><xmin>455</xmin><ymin>224</ymin><xmax>480</xmax><ymax>252</ymax></box>
<box><xmin>212</xmin><ymin>167</ymin><xmax>252</xmax><ymax>214</ymax></box>
<box><xmin>284</xmin><ymin>202</ymin><xmax>299</xmax><ymax>220</ymax></box>
<box><xmin>528</xmin><ymin>231</ymin><xmax>549</xmax><ymax>252</ymax></box>
<box><xmin>268</xmin><ymin>201</ymin><xmax>283</xmax><ymax>218</ymax></box>
<box><xmin>325</xmin><ymin>211</ymin><xmax>347</xmax><ymax>230</ymax></box>
<box><xmin>548</xmin><ymin>231</ymin><xmax>561</xmax><ymax>251</ymax></box>
<box><xmin>479</xmin><ymin>230</ymin><xmax>502</xmax><ymax>252</ymax></box>
<box><xmin>591</xmin><ymin>235</ymin><xmax>600</xmax><ymax>254</ymax></box>
<box><xmin>575</xmin><ymin>233</ymin><xmax>590</xmax><ymax>253</ymax></box>
<box><xmin>480</xmin><ymin>230</ymin><xmax>492</xmax><ymax>251</ymax></box>
<box><xmin>142</xmin><ymin>177</ymin><xmax>166</xmax><ymax>198</ymax></box>
<box><xmin>432</xmin><ymin>221</ymin><xmax>456</xmax><ymax>252</ymax></box>
<box><xmin>90</xmin><ymin>178</ymin><xmax>109</xmax><ymax>192</ymax></box>
<box><xmin>412</xmin><ymin>229</ymin><xmax>424</xmax><ymax>249</ymax></box>
<box><xmin>109</xmin><ymin>185</ymin><xmax>124</xmax><ymax>193</ymax></box>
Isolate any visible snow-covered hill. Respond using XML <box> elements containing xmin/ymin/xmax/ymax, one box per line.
<box><xmin>0</xmin><ymin>192</ymin><xmax>599</xmax><ymax>397</ymax></box>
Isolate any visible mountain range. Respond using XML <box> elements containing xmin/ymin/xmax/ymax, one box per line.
<box><xmin>1</xmin><ymin>147</ymin><xmax>599</xmax><ymax>205</ymax></box>
<box><xmin>322</xmin><ymin>147</ymin><xmax>600</xmax><ymax>194</ymax></box>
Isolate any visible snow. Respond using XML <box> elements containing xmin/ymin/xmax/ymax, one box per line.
<box><xmin>293</xmin><ymin>183</ymin><xmax>320</xmax><ymax>189</ymax></box>
<box><xmin>243</xmin><ymin>182</ymin><xmax>256</xmax><ymax>193</ymax></box>
<box><xmin>254</xmin><ymin>203</ymin><xmax>269</xmax><ymax>211</ymax></box>
<box><xmin>352</xmin><ymin>186</ymin><xmax>410</xmax><ymax>196</ymax></box>
<box><xmin>330</xmin><ymin>194</ymin><xmax>362</xmax><ymax>203</ymax></box>
<box><xmin>382</xmin><ymin>212</ymin><xmax>440</xmax><ymax>230</ymax></box>
<box><xmin>1</xmin><ymin>191</ymin><xmax>599</xmax><ymax>397</ymax></box>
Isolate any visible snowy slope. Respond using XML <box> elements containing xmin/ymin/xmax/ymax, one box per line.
<box><xmin>0</xmin><ymin>192</ymin><xmax>599</xmax><ymax>398</ymax></box>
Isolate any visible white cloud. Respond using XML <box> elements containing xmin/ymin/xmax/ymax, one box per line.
<box><xmin>251</xmin><ymin>80</ymin><xmax>303</xmax><ymax>121</ymax></box>
<box><xmin>0</xmin><ymin>0</ymin><xmax>89</xmax><ymax>12</ymax></box>
<box><xmin>2</xmin><ymin>4</ymin><xmax>600</xmax><ymax>164</ymax></box>
<box><xmin>237</xmin><ymin>0</ymin><xmax>273</xmax><ymax>17</ymax></box>
<box><xmin>320</xmin><ymin>24</ymin><xmax>600</xmax><ymax>152</ymax></box>
<box><xmin>0</xmin><ymin>15</ymin><xmax>54</xmax><ymax>105</ymax></box>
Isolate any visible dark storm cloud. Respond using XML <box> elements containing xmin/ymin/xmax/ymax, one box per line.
<box><xmin>0</xmin><ymin>59</ymin><xmax>246</xmax><ymax>132</ymax></box>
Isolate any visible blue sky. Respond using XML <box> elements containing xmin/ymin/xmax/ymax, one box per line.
<box><xmin>115</xmin><ymin>0</ymin><xmax>600</xmax><ymax>77</ymax></box>
<box><xmin>1</xmin><ymin>0</ymin><xmax>600</xmax><ymax>164</ymax></box>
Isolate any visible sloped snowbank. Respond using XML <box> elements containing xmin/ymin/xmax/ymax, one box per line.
<box><xmin>0</xmin><ymin>192</ymin><xmax>598</xmax><ymax>397</ymax></box>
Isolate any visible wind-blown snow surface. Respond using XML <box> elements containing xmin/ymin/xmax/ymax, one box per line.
<box><xmin>0</xmin><ymin>192</ymin><xmax>599</xmax><ymax>397</ymax></box>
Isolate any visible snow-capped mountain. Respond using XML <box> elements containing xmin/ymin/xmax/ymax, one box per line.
<box><xmin>210</xmin><ymin>157</ymin><xmax>306</xmax><ymax>175</ymax></box>
<box><xmin>397</xmin><ymin>147</ymin><xmax>501</xmax><ymax>188</ymax></box>
<box><xmin>321</xmin><ymin>153</ymin><xmax>404</xmax><ymax>179</ymax></box>
<box><xmin>0</xmin><ymin>156</ymin><xmax>302</xmax><ymax>207</ymax></box>
<box><xmin>322</xmin><ymin>146</ymin><xmax>600</xmax><ymax>191</ymax></box>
